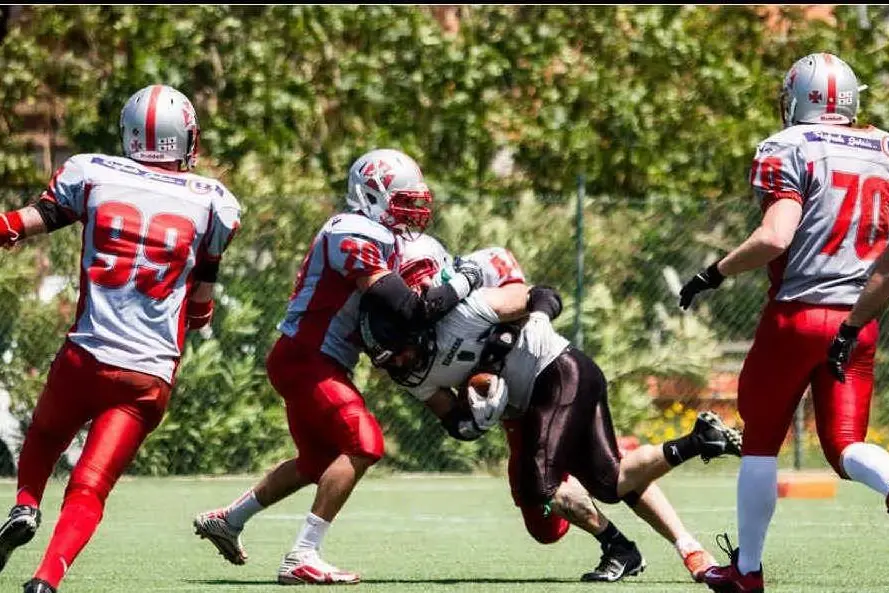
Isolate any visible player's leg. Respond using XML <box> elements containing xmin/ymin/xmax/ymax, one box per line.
<box><xmin>194</xmin><ymin>336</ymin><xmax>318</xmax><ymax>566</ymax></box>
<box><xmin>277</xmin><ymin>357</ymin><xmax>382</xmax><ymax>586</ymax></box>
<box><xmin>29</xmin><ymin>367</ymin><xmax>169</xmax><ymax>590</ymax></box>
<box><xmin>511</xmin><ymin>356</ymin><xmax>645</xmax><ymax>582</ymax></box>
<box><xmin>546</xmin><ymin>476</ymin><xmax>646</xmax><ymax>583</ymax></box>
<box><xmin>0</xmin><ymin>342</ymin><xmax>95</xmax><ymax>574</ymax></box>
<box><xmin>629</xmin><ymin>483</ymin><xmax>715</xmax><ymax>582</ymax></box>
<box><xmin>811</xmin><ymin>317</ymin><xmax>889</xmax><ymax>500</ymax></box>
<box><xmin>562</xmin><ymin>354</ymin><xmax>713</xmax><ymax>581</ymax></box>
<box><xmin>703</xmin><ymin>302</ymin><xmax>818</xmax><ymax>592</ymax></box>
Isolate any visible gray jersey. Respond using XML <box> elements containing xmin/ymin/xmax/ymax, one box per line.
<box><xmin>406</xmin><ymin>293</ymin><xmax>570</xmax><ymax>419</ymax></box>
<box><xmin>752</xmin><ymin>124</ymin><xmax>889</xmax><ymax>304</ymax></box>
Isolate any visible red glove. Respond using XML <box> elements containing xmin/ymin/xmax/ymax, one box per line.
<box><xmin>0</xmin><ymin>211</ymin><xmax>24</xmax><ymax>248</ymax></box>
<box><xmin>185</xmin><ymin>299</ymin><xmax>214</xmax><ymax>331</ymax></box>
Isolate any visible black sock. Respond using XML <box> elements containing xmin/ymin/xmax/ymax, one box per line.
<box><xmin>594</xmin><ymin>522</ymin><xmax>631</xmax><ymax>548</ymax></box>
<box><xmin>663</xmin><ymin>434</ymin><xmax>701</xmax><ymax>466</ymax></box>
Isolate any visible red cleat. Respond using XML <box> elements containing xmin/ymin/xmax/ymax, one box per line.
<box><xmin>702</xmin><ymin>534</ymin><xmax>764</xmax><ymax>593</ymax></box>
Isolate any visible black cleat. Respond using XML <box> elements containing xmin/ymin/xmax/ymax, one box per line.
<box><xmin>23</xmin><ymin>578</ymin><xmax>56</xmax><ymax>593</ymax></box>
<box><xmin>0</xmin><ymin>505</ymin><xmax>41</xmax><ymax>573</ymax></box>
<box><xmin>581</xmin><ymin>541</ymin><xmax>646</xmax><ymax>582</ymax></box>
<box><xmin>694</xmin><ymin>411</ymin><xmax>743</xmax><ymax>462</ymax></box>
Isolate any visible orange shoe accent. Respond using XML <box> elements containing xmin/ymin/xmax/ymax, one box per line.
<box><xmin>683</xmin><ymin>549</ymin><xmax>716</xmax><ymax>582</ymax></box>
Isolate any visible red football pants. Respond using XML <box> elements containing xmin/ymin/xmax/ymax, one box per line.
<box><xmin>503</xmin><ymin>419</ymin><xmax>570</xmax><ymax>544</ymax></box>
<box><xmin>17</xmin><ymin>340</ymin><xmax>171</xmax><ymax>586</ymax></box>
<box><xmin>738</xmin><ymin>300</ymin><xmax>877</xmax><ymax>476</ymax></box>
<box><xmin>266</xmin><ymin>335</ymin><xmax>384</xmax><ymax>483</ymax></box>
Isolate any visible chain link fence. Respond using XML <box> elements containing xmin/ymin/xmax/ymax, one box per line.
<box><xmin>2</xmin><ymin>182</ymin><xmax>889</xmax><ymax>478</ymax></box>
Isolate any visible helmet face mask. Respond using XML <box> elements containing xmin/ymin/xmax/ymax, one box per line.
<box><xmin>358</xmin><ymin>304</ymin><xmax>437</xmax><ymax>388</ymax></box>
<box><xmin>346</xmin><ymin>149</ymin><xmax>434</xmax><ymax>234</ymax></box>
<box><xmin>780</xmin><ymin>53</ymin><xmax>862</xmax><ymax>128</ymax></box>
<box><xmin>399</xmin><ymin>233</ymin><xmax>455</xmax><ymax>292</ymax></box>
<box><xmin>120</xmin><ymin>84</ymin><xmax>200</xmax><ymax>171</ymax></box>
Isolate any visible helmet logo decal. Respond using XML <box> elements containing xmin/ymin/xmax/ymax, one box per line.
<box><xmin>808</xmin><ymin>90</ymin><xmax>823</xmax><ymax>104</ymax></box>
<box><xmin>158</xmin><ymin>136</ymin><xmax>178</xmax><ymax>152</ymax></box>
<box><xmin>129</xmin><ymin>138</ymin><xmax>143</xmax><ymax>153</ymax></box>
<box><xmin>182</xmin><ymin>108</ymin><xmax>194</xmax><ymax>128</ymax></box>
<box><xmin>360</xmin><ymin>160</ymin><xmax>394</xmax><ymax>192</ymax></box>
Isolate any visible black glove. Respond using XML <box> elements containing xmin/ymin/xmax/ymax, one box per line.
<box><xmin>827</xmin><ymin>322</ymin><xmax>861</xmax><ymax>383</ymax></box>
<box><xmin>679</xmin><ymin>262</ymin><xmax>725</xmax><ymax>310</ymax></box>
<box><xmin>455</xmin><ymin>258</ymin><xmax>484</xmax><ymax>291</ymax></box>
<box><xmin>528</xmin><ymin>285</ymin><xmax>563</xmax><ymax>320</ymax></box>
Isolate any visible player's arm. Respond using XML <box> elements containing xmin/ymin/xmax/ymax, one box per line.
<box><xmin>423</xmin><ymin>388</ymin><xmax>487</xmax><ymax>442</ymax></box>
<box><xmin>0</xmin><ymin>206</ymin><xmax>49</xmax><ymax>247</ymax></box>
<box><xmin>826</xmin><ymin>247</ymin><xmax>889</xmax><ymax>382</ymax></box>
<box><xmin>679</xmin><ymin>141</ymin><xmax>806</xmax><ymax>310</ymax></box>
<box><xmin>713</xmin><ymin>199</ymin><xmax>802</xmax><ymax>276</ymax></box>
<box><xmin>186</xmin><ymin>187</ymin><xmax>241</xmax><ymax>332</ymax></box>
<box><xmin>481</xmin><ymin>284</ymin><xmax>563</xmax><ymax>322</ymax></box>
<box><xmin>355</xmin><ymin>259</ymin><xmax>483</xmax><ymax>329</ymax></box>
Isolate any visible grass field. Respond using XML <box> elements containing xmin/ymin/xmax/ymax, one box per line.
<box><xmin>1</xmin><ymin>461</ymin><xmax>888</xmax><ymax>593</ymax></box>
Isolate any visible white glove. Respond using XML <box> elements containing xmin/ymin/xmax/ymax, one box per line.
<box><xmin>467</xmin><ymin>375</ymin><xmax>509</xmax><ymax>431</ymax></box>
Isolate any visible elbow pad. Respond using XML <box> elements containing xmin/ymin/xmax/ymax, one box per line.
<box><xmin>364</xmin><ymin>273</ymin><xmax>462</xmax><ymax>329</ymax></box>
<box><xmin>441</xmin><ymin>407</ymin><xmax>484</xmax><ymax>442</ymax></box>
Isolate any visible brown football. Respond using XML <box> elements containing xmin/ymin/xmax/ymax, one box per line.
<box><xmin>467</xmin><ymin>372</ymin><xmax>496</xmax><ymax>397</ymax></box>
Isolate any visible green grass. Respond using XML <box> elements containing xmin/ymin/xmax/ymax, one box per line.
<box><xmin>1</xmin><ymin>461</ymin><xmax>889</xmax><ymax>592</ymax></box>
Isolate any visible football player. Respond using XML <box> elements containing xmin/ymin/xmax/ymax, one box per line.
<box><xmin>192</xmin><ymin>149</ymin><xmax>484</xmax><ymax>585</ymax></box>
<box><xmin>679</xmin><ymin>53</ymin><xmax>889</xmax><ymax>593</ymax></box>
<box><xmin>362</xmin><ymin>234</ymin><xmax>739</xmax><ymax>583</ymax></box>
<box><xmin>0</xmin><ymin>85</ymin><xmax>241</xmax><ymax>593</ymax></box>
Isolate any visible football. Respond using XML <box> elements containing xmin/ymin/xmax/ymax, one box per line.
<box><xmin>467</xmin><ymin>372</ymin><xmax>497</xmax><ymax>397</ymax></box>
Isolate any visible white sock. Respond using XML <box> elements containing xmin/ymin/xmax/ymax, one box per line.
<box><xmin>294</xmin><ymin>512</ymin><xmax>330</xmax><ymax>552</ymax></box>
<box><xmin>736</xmin><ymin>455</ymin><xmax>777</xmax><ymax>575</ymax></box>
<box><xmin>674</xmin><ymin>532</ymin><xmax>702</xmax><ymax>558</ymax></box>
<box><xmin>224</xmin><ymin>490</ymin><xmax>264</xmax><ymax>529</ymax></box>
<box><xmin>841</xmin><ymin>442</ymin><xmax>889</xmax><ymax>497</ymax></box>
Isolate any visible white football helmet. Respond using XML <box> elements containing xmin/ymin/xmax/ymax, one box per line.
<box><xmin>780</xmin><ymin>53</ymin><xmax>863</xmax><ymax>128</ymax></box>
<box><xmin>399</xmin><ymin>233</ymin><xmax>455</xmax><ymax>291</ymax></box>
<box><xmin>346</xmin><ymin>149</ymin><xmax>433</xmax><ymax>234</ymax></box>
<box><xmin>120</xmin><ymin>84</ymin><xmax>200</xmax><ymax>170</ymax></box>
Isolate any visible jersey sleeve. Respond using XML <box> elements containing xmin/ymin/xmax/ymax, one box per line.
<box><xmin>749</xmin><ymin>141</ymin><xmax>809</xmax><ymax>211</ymax></box>
<box><xmin>464</xmin><ymin>247</ymin><xmax>527</xmax><ymax>288</ymax></box>
<box><xmin>39</xmin><ymin>156</ymin><xmax>89</xmax><ymax>220</ymax></box>
<box><xmin>204</xmin><ymin>186</ymin><xmax>242</xmax><ymax>261</ymax></box>
<box><xmin>327</xmin><ymin>232</ymin><xmax>395</xmax><ymax>280</ymax></box>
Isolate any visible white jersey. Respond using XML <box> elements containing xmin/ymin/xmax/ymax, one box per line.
<box><xmin>406</xmin><ymin>294</ymin><xmax>569</xmax><ymax>419</ymax></box>
<box><xmin>277</xmin><ymin>213</ymin><xmax>401</xmax><ymax>371</ymax></box>
<box><xmin>751</xmin><ymin>124</ymin><xmax>889</xmax><ymax>304</ymax></box>
<box><xmin>44</xmin><ymin>153</ymin><xmax>241</xmax><ymax>383</ymax></box>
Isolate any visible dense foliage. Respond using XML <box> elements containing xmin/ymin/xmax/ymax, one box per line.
<box><xmin>2</xmin><ymin>6</ymin><xmax>888</xmax><ymax>472</ymax></box>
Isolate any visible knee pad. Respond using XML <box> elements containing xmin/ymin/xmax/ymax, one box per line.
<box><xmin>521</xmin><ymin>505</ymin><xmax>569</xmax><ymax>544</ymax></box>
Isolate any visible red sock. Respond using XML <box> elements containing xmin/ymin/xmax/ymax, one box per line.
<box><xmin>33</xmin><ymin>489</ymin><xmax>104</xmax><ymax>588</ymax></box>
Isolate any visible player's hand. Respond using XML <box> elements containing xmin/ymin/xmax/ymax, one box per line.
<box><xmin>679</xmin><ymin>262</ymin><xmax>725</xmax><ymax>310</ymax></box>
<box><xmin>466</xmin><ymin>375</ymin><xmax>509</xmax><ymax>431</ymax></box>
<box><xmin>528</xmin><ymin>285</ymin><xmax>563</xmax><ymax>320</ymax></box>
<box><xmin>455</xmin><ymin>258</ymin><xmax>484</xmax><ymax>291</ymax></box>
<box><xmin>827</xmin><ymin>322</ymin><xmax>861</xmax><ymax>383</ymax></box>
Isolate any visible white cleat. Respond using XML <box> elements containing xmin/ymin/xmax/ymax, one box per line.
<box><xmin>193</xmin><ymin>510</ymin><xmax>248</xmax><ymax>566</ymax></box>
<box><xmin>278</xmin><ymin>549</ymin><xmax>360</xmax><ymax>585</ymax></box>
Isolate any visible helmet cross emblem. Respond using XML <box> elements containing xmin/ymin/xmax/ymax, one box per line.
<box><xmin>808</xmin><ymin>90</ymin><xmax>823</xmax><ymax>104</ymax></box>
